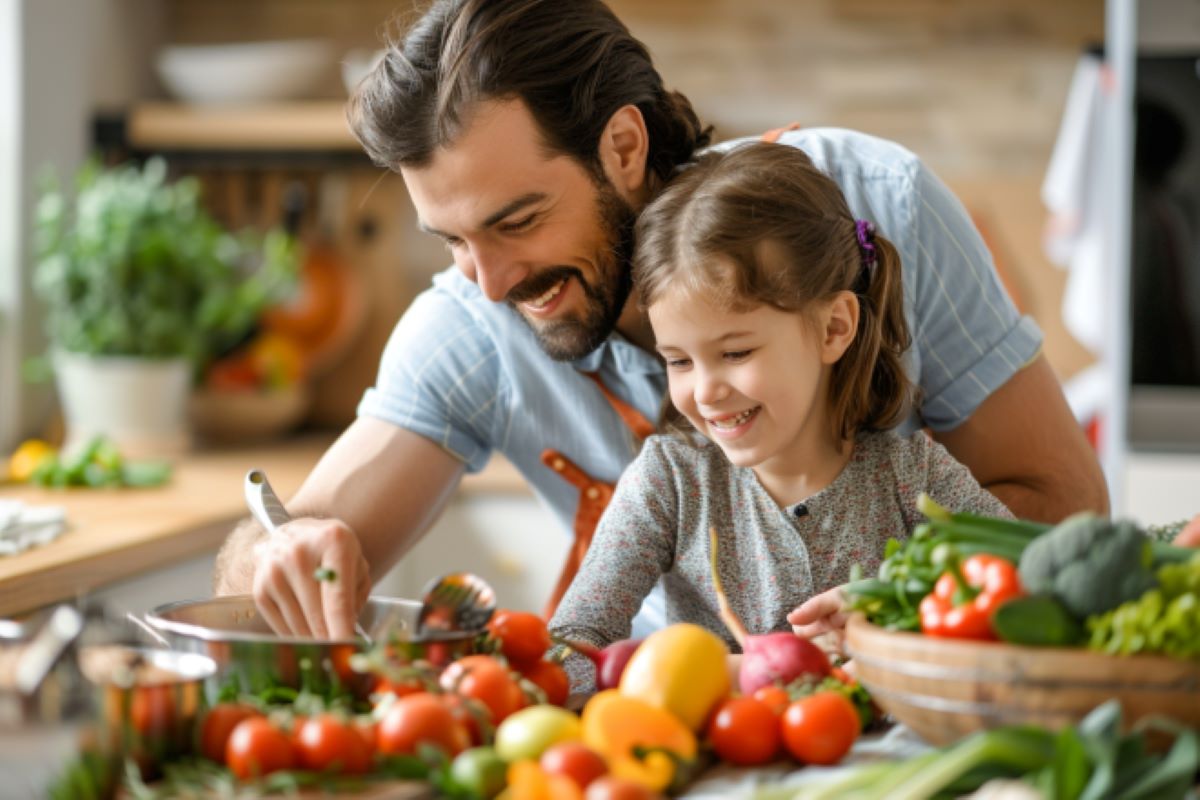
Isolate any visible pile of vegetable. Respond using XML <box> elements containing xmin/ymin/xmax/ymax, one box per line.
<box><xmin>86</xmin><ymin>596</ymin><xmax>871</xmax><ymax>800</ymax></box>
<box><xmin>846</xmin><ymin>494</ymin><xmax>1200</xmax><ymax>658</ymax></box>
<box><xmin>5</xmin><ymin>436</ymin><xmax>171</xmax><ymax>489</ymax></box>
<box><xmin>784</xmin><ymin>700</ymin><xmax>1198</xmax><ymax>800</ymax></box>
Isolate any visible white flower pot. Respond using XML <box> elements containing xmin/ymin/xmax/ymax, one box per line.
<box><xmin>54</xmin><ymin>351</ymin><xmax>192</xmax><ymax>459</ymax></box>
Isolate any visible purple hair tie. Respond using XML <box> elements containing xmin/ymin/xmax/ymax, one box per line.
<box><xmin>855</xmin><ymin>219</ymin><xmax>878</xmax><ymax>271</ymax></box>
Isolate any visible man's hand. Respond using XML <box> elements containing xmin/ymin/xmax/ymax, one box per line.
<box><xmin>787</xmin><ymin>586</ymin><xmax>850</xmax><ymax>639</ymax></box>
<box><xmin>251</xmin><ymin>518</ymin><xmax>371</xmax><ymax>640</ymax></box>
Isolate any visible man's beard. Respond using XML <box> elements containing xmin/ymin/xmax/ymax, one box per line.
<box><xmin>505</xmin><ymin>181</ymin><xmax>636</xmax><ymax>362</ymax></box>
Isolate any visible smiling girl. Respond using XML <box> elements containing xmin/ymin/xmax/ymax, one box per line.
<box><xmin>549</xmin><ymin>142</ymin><xmax>1012</xmax><ymax>688</ymax></box>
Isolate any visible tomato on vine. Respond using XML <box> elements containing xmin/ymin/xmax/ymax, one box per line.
<box><xmin>486</xmin><ymin>610</ymin><xmax>551</xmax><ymax>667</ymax></box>
<box><xmin>295</xmin><ymin>714</ymin><xmax>374</xmax><ymax>775</ymax></box>
<box><xmin>707</xmin><ymin>696</ymin><xmax>781</xmax><ymax>766</ymax></box>
<box><xmin>780</xmin><ymin>691</ymin><xmax>859</xmax><ymax>765</ymax></box>
<box><xmin>225</xmin><ymin>717</ymin><xmax>297</xmax><ymax>780</ymax></box>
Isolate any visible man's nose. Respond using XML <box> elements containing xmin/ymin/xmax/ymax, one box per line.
<box><xmin>460</xmin><ymin>241</ymin><xmax>527</xmax><ymax>302</ymax></box>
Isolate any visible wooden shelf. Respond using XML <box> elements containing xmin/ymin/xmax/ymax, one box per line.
<box><xmin>125</xmin><ymin>101</ymin><xmax>361</xmax><ymax>152</ymax></box>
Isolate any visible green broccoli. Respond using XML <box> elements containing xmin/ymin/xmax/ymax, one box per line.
<box><xmin>1017</xmin><ymin>514</ymin><xmax>1166</xmax><ymax>619</ymax></box>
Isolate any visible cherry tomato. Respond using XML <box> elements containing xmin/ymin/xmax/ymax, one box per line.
<box><xmin>521</xmin><ymin>659</ymin><xmax>570</xmax><ymax>707</ymax></box>
<box><xmin>584</xmin><ymin>776</ymin><xmax>658</xmax><ymax>800</ymax></box>
<box><xmin>199</xmin><ymin>703</ymin><xmax>263</xmax><ymax>763</ymax></box>
<box><xmin>707</xmin><ymin>697</ymin><xmax>781</xmax><ymax>766</ymax></box>
<box><xmin>441</xmin><ymin>656</ymin><xmax>525</xmax><ymax>724</ymax></box>
<box><xmin>130</xmin><ymin>684</ymin><xmax>176</xmax><ymax>736</ymax></box>
<box><xmin>487</xmin><ymin>610</ymin><xmax>551</xmax><ymax>668</ymax></box>
<box><xmin>780</xmin><ymin>691</ymin><xmax>860</xmax><ymax>765</ymax></box>
<box><xmin>440</xmin><ymin>692</ymin><xmax>491</xmax><ymax>746</ymax></box>
<box><xmin>540</xmin><ymin>741</ymin><xmax>608</xmax><ymax>790</ymax></box>
<box><xmin>751</xmin><ymin>685</ymin><xmax>790</xmax><ymax>717</ymax></box>
<box><xmin>295</xmin><ymin>714</ymin><xmax>374</xmax><ymax>775</ymax></box>
<box><xmin>225</xmin><ymin>717</ymin><xmax>297</xmax><ymax>780</ymax></box>
<box><xmin>377</xmin><ymin>693</ymin><xmax>470</xmax><ymax>757</ymax></box>
<box><xmin>374</xmin><ymin>675</ymin><xmax>426</xmax><ymax>698</ymax></box>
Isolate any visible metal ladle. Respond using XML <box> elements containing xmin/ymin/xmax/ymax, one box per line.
<box><xmin>416</xmin><ymin>571</ymin><xmax>497</xmax><ymax>635</ymax></box>
<box><xmin>243</xmin><ymin>468</ymin><xmax>372</xmax><ymax>644</ymax></box>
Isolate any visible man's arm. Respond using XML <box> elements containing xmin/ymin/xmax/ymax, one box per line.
<box><xmin>933</xmin><ymin>354</ymin><xmax>1109</xmax><ymax>522</ymax></box>
<box><xmin>214</xmin><ymin>415</ymin><xmax>465</xmax><ymax>638</ymax></box>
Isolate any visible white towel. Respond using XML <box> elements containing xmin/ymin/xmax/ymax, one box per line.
<box><xmin>0</xmin><ymin>500</ymin><xmax>68</xmax><ymax>556</ymax></box>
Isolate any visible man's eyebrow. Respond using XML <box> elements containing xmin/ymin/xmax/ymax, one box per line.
<box><xmin>418</xmin><ymin>192</ymin><xmax>549</xmax><ymax>239</ymax></box>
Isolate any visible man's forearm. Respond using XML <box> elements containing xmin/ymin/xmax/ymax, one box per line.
<box><xmin>983</xmin><ymin>472</ymin><xmax>1109</xmax><ymax>524</ymax></box>
<box><xmin>213</xmin><ymin>517</ymin><xmax>267</xmax><ymax>595</ymax></box>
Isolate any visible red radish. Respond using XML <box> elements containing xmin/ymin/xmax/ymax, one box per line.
<box><xmin>560</xmin><ymin>638</ymin><xmax>644</xmax><ymax>691</ymax></box>
<box><xmin>709</xmin><ymin>527</ymin><xmax>830</xmax><ymax>695</ymax></box>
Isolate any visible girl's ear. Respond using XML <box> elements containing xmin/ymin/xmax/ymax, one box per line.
<box><xmin>820</xmin><ymin>291</ymin><xmax>860</xmax><ymax>365</ymax></box>
<box><xmin>598</xmin><ymin>104</ymin><xmax>650</xmax><ymax>198</ymax></box>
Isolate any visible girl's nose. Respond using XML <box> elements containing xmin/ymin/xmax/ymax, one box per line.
<box><xmin>694</xmin><ymin>368</ymin><xmax>729</xmax><ymax>406</ymax></box>
<box><xmin>460</xmin><ymin>241</ymin><xmax>528</xmax><ymax>302</ymax></box>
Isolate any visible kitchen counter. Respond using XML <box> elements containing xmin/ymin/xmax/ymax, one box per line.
<box><xmin>0</xmin><ymin>433</ymin><xmax>528</xmax><ymax>619</ymax></box>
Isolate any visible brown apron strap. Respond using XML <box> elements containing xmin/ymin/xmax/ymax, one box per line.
<box><xmin>761</xmin><ymin>122</ymin><xmax>802</xmax><ymax>143</ymax></box>
<box><xmin>541</xmin><ymin>374</ymin><xmax>655</xmax><ymax>620</ymax></box>
<box><xmin>540</xmin><ymin>449</ymin><xmax>615</xmax><ymax>619</ymax></box>
<box><xmin>584</xmin><ymin>372</ymin><xmax>656</xmax><ymax>440</ymax></box>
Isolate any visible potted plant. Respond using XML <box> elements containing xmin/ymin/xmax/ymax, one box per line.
<box><xmin>32</xmin><ymin>157</ymin><xmax>298</xmax><ymax>457</ymax></box>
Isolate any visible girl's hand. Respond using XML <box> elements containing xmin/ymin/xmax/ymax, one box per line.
<box><xmin>787</xmin><ymin>586</ymin><xmax>849</xmax><ymax>638</ymax></box>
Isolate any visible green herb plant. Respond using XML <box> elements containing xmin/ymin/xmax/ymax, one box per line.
<box><xmin>33</xmin><ymin>157</ymin><xmax>297</xmax><ymax>371</ymax></box>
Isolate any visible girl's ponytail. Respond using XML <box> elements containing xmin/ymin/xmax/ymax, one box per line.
<box><xmin>829</xmin><ymin>231</ymin><xmax>914</xmax><ymax>441</ymax></box>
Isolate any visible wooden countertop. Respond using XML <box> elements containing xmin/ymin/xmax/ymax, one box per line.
<box><xmin>0</xmin><ymin>434</ymin><xmax>528</xmax><ymax>619</ymax></box>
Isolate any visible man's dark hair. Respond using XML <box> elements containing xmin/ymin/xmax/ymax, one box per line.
<box><xmin>347</xmin><ymin>0</ymin><xmax>711</xmax><ymax>184</ymax></box>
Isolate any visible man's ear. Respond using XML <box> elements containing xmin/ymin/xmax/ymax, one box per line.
<box><xmin>598</xmin><ymin>104</ymin><xmax>650</xmax><ymax>197</ymax></box>
<box><xmin>821</xmin><ymin>291</ymin><xmax>860</xmax><ymax>364</ymax></box>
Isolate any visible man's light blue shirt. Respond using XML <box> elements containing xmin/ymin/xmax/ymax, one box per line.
<box><xmin>358</xmin><ymin>128</ymin><xmax>1042</xmax><ymax>627</ymax></box>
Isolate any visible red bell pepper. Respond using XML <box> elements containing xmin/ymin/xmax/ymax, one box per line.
<box><xmin>918</xmin><ymin>553</ymin><xmax>1023</xmax><ymax>640</ymax></box>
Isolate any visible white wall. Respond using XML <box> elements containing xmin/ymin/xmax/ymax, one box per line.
<box><xmin>0</xmin><ymin>0</ymin><xmax>165</xmax><ymax>452</ymax></box>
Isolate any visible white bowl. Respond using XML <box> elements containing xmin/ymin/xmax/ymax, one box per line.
<box><xmin>156</xmin><ymin>40</ymin><xmax>335</xmax><ymax>105</ymax></box>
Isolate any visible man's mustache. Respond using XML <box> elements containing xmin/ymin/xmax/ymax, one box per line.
<box><xmin>506</xmin><ymin>267</ymin><xmax>582</xmax><ymax>304</ymax></box>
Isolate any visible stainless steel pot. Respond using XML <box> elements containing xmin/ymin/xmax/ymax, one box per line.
<box><xmin>144</xmin><ymin>595</ymin><xmax>480</xmax><ymax>699</ymax></box>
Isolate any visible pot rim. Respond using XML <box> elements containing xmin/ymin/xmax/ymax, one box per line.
<box><xmin>145</xmin><ymin>594</ymin><xmax>480</xmax><ymax>646</ymax></box>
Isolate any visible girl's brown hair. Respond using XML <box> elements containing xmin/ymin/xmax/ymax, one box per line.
<box><xmin>634</xmin><ymin>142</ymin><xmax>914</xmax><ymax>442</ymax></box>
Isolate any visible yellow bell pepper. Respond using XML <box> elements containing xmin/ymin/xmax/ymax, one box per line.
<box><xmin>7</xmin><ymin>439</ymin><xmax>56</xmax><ymax>483</ymax></box>
<box><xmin>581</xmin><ymin>690</ymin><xmax>696</xmax><ymax>792</ymax></box>
<box><xmin>618</xmin><ymin>623</ymin><xmax>731</xmax><ymax>730</ymax></box>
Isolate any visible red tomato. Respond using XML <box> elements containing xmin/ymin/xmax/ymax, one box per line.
<box><xmin>541</xmin><ymin>741</ymin><xmax>608</xmax><ymax>790</ymax></box>
<box><xmin>441</xmin><ymin>656</ymin><xmax>525</xmax><ymax>724</ymax></box>
<box><xmin>374</xmin><ymin>675</ymin><xmax>426</xmax><ymax>698</ymax></box>
<box><xmin>487</xmin><ymin>610</ymin><xmax>551</xmax><ymax>668</ymax></box>
<box><xmin>707</xmin><ymin>697</ymin><xmax>781</xmax><ymax>766</ymax></box>
<box><xmin>751</xmin><ymin>685</ymin><xmax>791</xmax><ymax>717</ymax></box>
<box><xmin>521</xmin><ymin>659</ymin><xmax>570</xmax><ymax>706</ymax></box>
<box><xmin>130</xmin><ymin>684</ymin><xmax>176</xmax><ymax>736</ymax></box>
<box><xmin>225</xmin><ymin>717</ymin><xmax>297</xmax><ymax>780</ymax></box>
<box><xmin>377</xmin><ymin>693</ymin><xmax>470</xmax><ymax>757</ymax></box>
<box><xmin>780</xmin><ymin>692</ymin><xmax>860</xmax><ymax>766</ymax></box>
<box><xmin>355</xmin><ymin>717</ymin><xmax>379</xmax><ymax>752</ymax></box>
<box><xmin>199</xmin><ymin>703</ymin><xmax>263</xmax><ymax>763</ymax></box>
<box><xmin>295</xmin><ymin>714</ymin><xmax>374</xmax><ymax>775</ymax></box>
<box><xmin>584</xmin><ymin>776</ymin><xmax>658</xmax><ymax>800</ymax></box>
<box><xmin>439</xmin><ymin>692</ymin><xmax>490</xmax><ymax>746</ymax></box>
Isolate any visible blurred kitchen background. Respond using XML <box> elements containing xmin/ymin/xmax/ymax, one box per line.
<box><xmin>1</xmin><ymin>0</ymin><xmax>1199</xmax><ymax>612</ymax></box>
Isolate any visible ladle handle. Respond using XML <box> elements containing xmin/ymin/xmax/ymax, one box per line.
<box><xmin>245</xmin><ymin>468</ymin><xmax>291</xmax><ymax>531</ymax></box>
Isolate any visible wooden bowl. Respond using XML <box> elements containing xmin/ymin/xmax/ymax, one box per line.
<box><xmin>844</xmin><ymin>614</ymin><xmax>1200</xmax><ymax>745</ymax></box>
